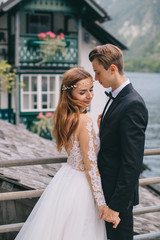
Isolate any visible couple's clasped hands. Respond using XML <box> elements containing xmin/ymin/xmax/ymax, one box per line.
<box><xmin>99</xmin><ymin>206</ymin><xmax>121</xmax><ymax>229</ymax></box>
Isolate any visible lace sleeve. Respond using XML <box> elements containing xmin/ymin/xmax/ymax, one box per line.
<box><xmin>79</xmin><ymin>116</ymin><xmax>106</xmax><ymax>208</ymax></box>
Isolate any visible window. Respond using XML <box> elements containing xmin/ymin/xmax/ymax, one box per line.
<box><xmin>28</xmin><ymin>13</ymin><xmax>51</xmax><ymax>34</ymax></box>
<box><xmin>21</xmin><ymin>74</ymin><xmax>62</xmax><ymax>112</ymax></box>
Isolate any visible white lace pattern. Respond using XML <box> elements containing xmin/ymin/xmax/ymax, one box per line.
<box><xmin>67</xmin><ymin>136</ymin><xmax>85</xmax><ymax>171</ymax></box>
<box><xmin>67</xmin><ymin>119</ymin><xmax>106</xmax><ymax>208</ymax></box>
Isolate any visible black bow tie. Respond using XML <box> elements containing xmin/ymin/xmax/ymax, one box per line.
<box><xmin>105</xmin><ymin>91</ymin><xmax>115</xmax><ymax>100</ymax></box>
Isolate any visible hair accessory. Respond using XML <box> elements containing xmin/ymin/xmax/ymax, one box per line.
<box><xmin>62</xmin><ymin>84</ymin><xmax>77</xmax><ymax>91</ymax></box>
<box><xmin>62</xmin><ymin>79</ymin><xmax>94</xmax><ymax>91</ymax></box>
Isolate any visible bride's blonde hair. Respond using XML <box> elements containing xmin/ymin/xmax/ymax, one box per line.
<box><xmin>53</xmin><ymin>67</ymin><xmax>93</xmax><ymax>152</ymax></box>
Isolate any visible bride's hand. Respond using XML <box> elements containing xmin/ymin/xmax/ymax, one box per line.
<box><xmin>98</xmin><ymin>205</ymin><xmax>106</xmax><ymax>220</ymax></box>
<box><xmin>97</xmin><ymin>114</ymin><xmax>102</xmax><ymax>130</ymax></box>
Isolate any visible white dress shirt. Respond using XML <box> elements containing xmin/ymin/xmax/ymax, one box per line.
<box><xmin>103</xmin><ymin>79</ymin><xmax>130</xmax><ymax>119</ymax></box>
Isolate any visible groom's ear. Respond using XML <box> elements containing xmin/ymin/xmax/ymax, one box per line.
<box><xmin>109</xmin><ymin>64</ymin><xmax>118</xmax><ymax>74</ymax></box>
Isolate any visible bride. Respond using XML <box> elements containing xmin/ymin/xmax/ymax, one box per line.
<box><xmin>15</xmin><ymin>67</ymin><xmax>119</xmax><ymax>240</ymax></box>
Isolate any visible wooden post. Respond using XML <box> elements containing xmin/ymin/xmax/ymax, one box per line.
<box><xmin>15</xmin><ymin>11</ymin><xmax>20</xmax><ymax>125</ymax></box>
<box><xmin>78</xmin><ymin>17</ymin><xmax>82</xmax><ymax>66</ymax></box>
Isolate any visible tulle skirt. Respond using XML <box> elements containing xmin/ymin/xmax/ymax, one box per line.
<box><xmin>14</xmin><ymin>163</ymin><xmax>106</xmax><ymax>240</ymax></box>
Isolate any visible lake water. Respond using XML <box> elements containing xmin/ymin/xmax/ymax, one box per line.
<box><xmin>89</xmin><ymin>72</ymin><xmax>160</xmax><ymax>179</ymax></box>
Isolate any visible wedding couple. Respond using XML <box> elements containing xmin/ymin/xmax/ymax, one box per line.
<box><xmin>15</xmin><ymin>44</ymin><xmax>148</xmax><ymax>240</ymax></box>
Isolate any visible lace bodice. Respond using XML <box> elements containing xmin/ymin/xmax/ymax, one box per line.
<box><xmin>67</xmin><ymin>117</ymin><xmax>106</xmax><ymax>208</ymax></box>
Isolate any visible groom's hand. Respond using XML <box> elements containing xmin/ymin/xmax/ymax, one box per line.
<box><xmin>103</xmin><ymin>206</ymin><xmax>120</xmax><ymax>228</ymax></box>
<box><xmin>97</xmin><ymin>113</ymin><xmax>102</xmax><ymax>130</ymax></box>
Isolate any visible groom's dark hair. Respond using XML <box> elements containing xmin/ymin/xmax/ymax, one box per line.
<box><xmin>89</xmin><ymin>44</ymin><xmax>124</xmax><ymax>75</ymax></box>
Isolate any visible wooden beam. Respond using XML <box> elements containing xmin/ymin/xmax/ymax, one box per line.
<box><xmin>133</xmin><ymin>205</ymin><xmax>160</xmax><ymax>215</ymax></box>
<box><xmin>144</xmin><ymin>149</ymin><xmax>160</xmax><ymax>156</ymax></box>
<box><xmin>0</xmin><ymin>189</ymin><xmax>44</xmax><ymax>201</ymax></box>
<box><xmin>134</xmin><ymin>231</ymin><xmax>160</xmax><ymax>240</ymax></box>
<box><xmin>0</xmin><ymin>155</ymin><xmax>67</xmax><ymax>167</ymax></box>
<box><xmin>0</xmin><ymin>223</ymin><xmax>23</xmax><ymax>233</ymax></box>
<box><xmin>139</xmin><ymin>177</ymin><xmax>160</xmax><ymax>185</ymax></box>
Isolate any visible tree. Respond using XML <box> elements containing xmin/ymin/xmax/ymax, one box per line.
<box><xmin>0</xmin><ymin>60</ymin><xmax>17</xmax><ymax>122</ymax></box>
<box><xmin>0</xmin><ymin>60</ymin><xmax>17</xmax><ymax>93</ymax></box>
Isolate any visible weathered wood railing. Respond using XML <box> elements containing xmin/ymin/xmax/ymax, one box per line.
<box><xmin>0</xmin><ymin>148</ymin><xmax>160</xmax><ymax>239</ymax></box>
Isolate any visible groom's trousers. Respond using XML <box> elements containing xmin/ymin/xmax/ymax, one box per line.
<box><xmin>105</xmin><ymin>206</ymin><xmax>133</xmax><ymax>240</ymax></box>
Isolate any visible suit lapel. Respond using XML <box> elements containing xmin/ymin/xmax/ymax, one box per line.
<box><xmin>100</xmin><ymin>83</ymin><xmax>134</xmax><ymax>132</ymax></box>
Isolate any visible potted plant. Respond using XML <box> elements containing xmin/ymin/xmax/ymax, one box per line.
<box><xmin>31</xmin><ymin>112</ymin><xmax>53</xmax><ymax>140</ymax></box>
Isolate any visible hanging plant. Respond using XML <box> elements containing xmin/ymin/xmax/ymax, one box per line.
<box><xmin>37</xmin><ymin>31</ymin><xmax>66</xmax><ymax>64</ymax></box>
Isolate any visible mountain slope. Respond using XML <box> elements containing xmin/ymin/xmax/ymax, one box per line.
<box><xmin>100</xmin><ymin>0</ymin><xmax>160</xmax><ymax>72</ymax></box>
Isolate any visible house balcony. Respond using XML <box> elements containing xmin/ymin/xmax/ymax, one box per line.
<box><xmin>11</xmin><ymin>34</ymin><xmax>78</xmax><ymax>69</ymax></box>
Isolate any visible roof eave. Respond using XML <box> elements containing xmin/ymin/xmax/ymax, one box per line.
<box><xmin>83</xmin><ymin>20</ymin><xmax>128</xmax><ymax>50</ymax></box>
<box><xmin>0</xmin><ymin>0</ymin><xmax>22</xmax><ymax>12</ymax></box>
<box><xmin>84</xmin><ymin>0</ymin><xmax>111</xmax><ymax>22</ymax></box>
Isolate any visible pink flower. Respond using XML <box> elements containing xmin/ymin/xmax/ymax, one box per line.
<box><xmin>46</xmin><ymin>31</ymin><xmax>56</xmax><ymax>39</ymax></box>
<box><xmin>38</xmin><ymin>33</ymin><xmax>46</xmax><ymax>40</ymax></box>
<box><xmin>60</xmin><ymin>33</ymin><xmax>64</xmax><ymax>39</ymax></box>
<box><xmin>45</xmin><ymin>112</ymin><xmax>52</xmax><ymax>118</ymax></box>
<box><xmin>57</xmin><ymin>35</ymin><xmax>60</xmax><ymax>39</ymax></box>
<box><xmin>50</xmin><ymin>32</ymin><xmax>56</xmax><ymax>38</ymax></box>
<box><xmin>37</xmin><ymin>112</ymin><xmax>43</xmax><ymax>119</ymax></box>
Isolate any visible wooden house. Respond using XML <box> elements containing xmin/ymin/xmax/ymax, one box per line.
<box><xmin>0</xmin><ymin>0</ymin><xmax>127</xmax><ymax>130</ymax></box>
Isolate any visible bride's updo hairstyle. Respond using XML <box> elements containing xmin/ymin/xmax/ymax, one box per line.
<box><xmin>53</xmin><ymin>67</ymin><xmax>93</xmax><ymax>152</ymax></box>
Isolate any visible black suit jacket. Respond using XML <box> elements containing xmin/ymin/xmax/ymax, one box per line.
<box><xmin>98</xmin><ymin>83</ymin><xmax>148</xmax><ymax>213</ymax></box>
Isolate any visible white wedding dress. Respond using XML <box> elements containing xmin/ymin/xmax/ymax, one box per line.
<box><xmin>15</xmin><ymin>118</ymin><xmax>107</xmax><ymax>240</ymax></box>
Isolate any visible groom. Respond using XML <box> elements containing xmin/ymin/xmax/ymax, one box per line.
<box><xmin>89</xmin><ymin>44</ymin><xmax>148</xmax><ymax>240</ymax></box>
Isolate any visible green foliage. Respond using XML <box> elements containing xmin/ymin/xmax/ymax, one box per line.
<box><xmin>124</xmin><ymin>58</ymin><xmax>160</xmax><ymax>73</ymax></box>
<box><xmin>0</xmin><ymin>60</ymin><xmax>17</xmax><ymax>93</ymax></box>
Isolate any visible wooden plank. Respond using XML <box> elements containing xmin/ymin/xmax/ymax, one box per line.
<box><xmin>0</xmin><ymin>223</ymin><xmax>23</xmax><ymax>233</ymax></box>
<box><xmin>139</xmin><ymin>177</ymin><xmax>160</xmax><ymax>185</ymax></box>
<box><xmin>0</xmin><ymin>176</ymin><xmax>160</xmax><ymax>201</ymax></box>
<box><xmin>133</xmin><ymin>205</ymin><xmax>160</xmax><ymax>215</ymax></box>
<box><xmin>134</xmin><ymin>231</ymin><xmax>160</xmax><ymax>240</ymax></box>
<box><xmin>144</xmin><ymin>149</ymin><xmax>160</xmax><ymax>156</ymax></box>
<box><xmin>0</xmin><ymin>155</ymin><xmax>67</xmax><ymax>168</ymax></box>
<box><xmin>0</xmin><ymin>189</ymin><xmax>44</xmax><ymax>201</ymax></box>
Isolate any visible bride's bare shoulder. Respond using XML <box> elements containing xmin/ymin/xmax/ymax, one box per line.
<box><xmin>79</xmin><ymin>114</ymin><xmax>92</xmax><ymax>129</ymax></box>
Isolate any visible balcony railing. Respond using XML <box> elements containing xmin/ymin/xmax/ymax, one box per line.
<box><xmin>0</xmin><ymin>149</ymin><xmax>160</xmax><ymax>239</ymax></box>
<box><xmin>12</xmin><ymin>34</ymin><xmax>78</xmax><ymax>68</ymax></box>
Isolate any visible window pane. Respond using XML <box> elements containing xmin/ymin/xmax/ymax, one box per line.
<box><xmin>23</xmin><ymin>95</ymin><xmax>29</xmax><ymax>109</ymax></box>
<box><xmin>28</xmin><ymin>14</ymin><xmax>51</xmax><ymax>34</ymax></box>
<box><xmin>31</xmin><ymin>76</ymin><xmax>37</xmax><ymax>91</ymax></box>
<box><xmin>42</xmin><ymin>94</ymin><xmax>47</xmax><ymax>109</ymax></box>
<box><xmin>29</xmin><ymin>15</ymin><xmax>39</xmax><ymax>34</ymax></box>
<box><xmin>50</xmin><ymin>77</ymin><xmax>56</xmax><ymax>91</ymax></box>
<box><xmin>40</xmin><ymin>15</ymin><xmax>50</xmax><ymax>32</ymax></box>
<box><xmin>31</xmin><ymin>94</ymin><xmax>37</xmax><ymax>109</ymax></box>
<box><xmin>42</xmin><ymin>76</ymin><xmax>47</xmax><ymax>91</ymax></box>
<box><xmin>42</xmin><ymin>104</ymin><xmax>47</xmax><ymax>109</ymax></box>
<box><xmin>42</xmin><ymin>94</ymin><xmax>47</xmax><ymax>102</ymax></box>
<box><xmin>23</xmin><ymin>76</ymin><xmax>29</xmax><ymax>91</ymax></box>
<box><xmin>49</xmin><ymin>94</ymin><xmax>56</xmax><ymax>108</ymax></box>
